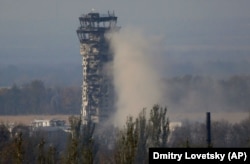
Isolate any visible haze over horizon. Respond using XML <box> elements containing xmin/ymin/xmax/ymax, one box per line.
<box><xmin>1</xmin><ymin>0</ymin><xmax>250</xmax><ymax>85</ymax></box>
<box><xmin>0</xmin><ymin>1</ymin><xmax>250</xmax><ymax>122</ymax></box>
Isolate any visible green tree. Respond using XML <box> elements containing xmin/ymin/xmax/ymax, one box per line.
<box><xmin>135</xmin><ymin>109</ymin><xmax>148</xmax><ymax>164</ymax></box>
<box><xmin>0</xmin><ymin>124</ymin><xmax>12</xmax><ymax>163</ymax></box>
<box><xmin>81</xmin><ymin>119</ymin><xmax>95</xmax><ymax>164</ymax></box>
<box><xmin>148</xmin><ymin>105</ymin><xmax>169</xmax><ymax>147</ymax></box>
<box><xmin>47</xmin><ymin>145</ymin><xmax>57</xmax><ymax>164</ymax></box>
<box><xmin>37</xmin><ymin>138</ymin><xmax>46</xmax><ymax>164</ymax></box>
<box><xmin>14</xmin><ymin>132</ymin><xmax>24</xmax><ymax>164</ymax></box>
<box><xmin>65</xmin><ymin>116</ymin><xmax>82</xmax><ymax>164</ymax></box>
<box><xmin>0</xmin><ymin>124</ymin><xmax>10</xmax><ymax>146</ymax></box>
<box><xmin>115</xmin><ymin>116</ymin><xmax>138</xmax><ymax>164</ymax></box>
<box><xmin>115</xmin><ymin>105</ymin><xmax>169</xmax><ymax>164</ymax></box>
<box><xmin>65</xmin><ymin>116</ymin><xmax>95</xmax><ymax>164</ymax></box>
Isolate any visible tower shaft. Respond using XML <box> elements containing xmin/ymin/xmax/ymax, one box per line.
<box><xmin>76</xmin><ymin>11</ymin><xmax>119</xmax><ymax>123</ymax></box>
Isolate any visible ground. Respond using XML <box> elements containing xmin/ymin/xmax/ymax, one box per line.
<box><xmin>0</xmin><ymin>115</ymin><xmax>71</xmax><ymax>125</ymax></box>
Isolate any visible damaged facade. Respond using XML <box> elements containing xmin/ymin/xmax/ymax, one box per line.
<box><xmin>76</xmin><ymin>11</ymin><xmax>119</xmax><ymax>123</ymax></box>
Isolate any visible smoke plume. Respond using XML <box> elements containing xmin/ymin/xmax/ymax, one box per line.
<box><xmin>109</xmin><ymin>27</ymin><xmax>165</xmax><ymax>126</ymax></box>
<box><xmin>107</xmin><ymin>27</ymin><xmax>250</xmax><ymax>127</ymax></box>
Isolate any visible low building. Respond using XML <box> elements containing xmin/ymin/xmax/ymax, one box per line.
<box><xmin>31</xmin><ymin>119</ymin><xmax>65</xmax><ymax>127</ymax></box>
<box><xmin>31</xmin><ymin>119</ymin><xmax>70</xmax><ymax>133</ymax></box>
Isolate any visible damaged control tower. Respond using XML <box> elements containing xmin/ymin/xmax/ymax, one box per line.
<box><xmin>76</xmin><ymin>11</ymin><xmax>119</xmax><ymax>123</ymax></box>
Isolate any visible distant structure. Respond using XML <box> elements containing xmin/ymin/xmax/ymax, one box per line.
<box><xmin>31</xmin><ymin>119</ymin><xmax>66</xmax><ymax>128</ymax></box>
<box><xmin>30</xmin><ymin>119</ymin><xmax>69</xmax><ymax>132</ymax></box>
<box><xmin>76</xmin><ymin>11</ymin><xmax>119</xmax><ymax>123</ymax></box>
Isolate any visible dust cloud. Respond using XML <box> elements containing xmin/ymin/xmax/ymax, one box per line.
<box><xmin>108</xmin><ymin>27</ymin><xmax>165</xmax><ymax>126</ymax></box>
<box><xmin>107</xmin><ymin>27</ymin><xmax>250</xmax><ymax>127</ymax></box>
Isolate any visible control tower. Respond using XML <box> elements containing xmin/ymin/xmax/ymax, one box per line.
<box><xmin>76</xmin><ymin>11</ymin><xmax>119</xmax><ymax>123</ymax></box>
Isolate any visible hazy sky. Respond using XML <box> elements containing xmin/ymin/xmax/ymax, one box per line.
<box><xmin>1</xmin><ymin>0</ymin><xmax>250</xmax><ymax>75</ymax></box>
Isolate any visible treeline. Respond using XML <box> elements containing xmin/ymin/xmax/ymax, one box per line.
<box><xmin>169</xmin><ymin>115</ymin><xmax>250</xmax><ymax>147</ymax></box>
<box><xmin>162</xmin><ymin>75</ymin><xmax>250</xmax><ymax>112</ymax></box>
<box><xmin>0</xmin><ymin>80</ymin><xmax>81</xmax><ymax>115</ymax></box>
<box><xmin>0</xmin><ymin>105</ymin><xmax>249</xmax><ymax>163</ymax></box>
<box><xmin>1</xmin><ymin>75</ymin><xmax>250</xmax><ymax>115</ymax></box>
<box><xmin>0</xmin><ymin>105</ymin><xmax>169</xmax><ymax>163</ymax></box>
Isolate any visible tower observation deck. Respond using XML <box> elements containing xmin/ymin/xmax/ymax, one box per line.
<box><xmin>76</xmin><ymin>11</ymin><xmax>119</xmax><ymax>123</ymax></box>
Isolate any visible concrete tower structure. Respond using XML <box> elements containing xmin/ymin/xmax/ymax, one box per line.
<box><xmin>76</xmin><ymin>11</ymin><xmax>119</xmax><ymax>123</ymax></box>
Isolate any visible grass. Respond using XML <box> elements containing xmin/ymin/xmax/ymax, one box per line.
<box><xmin>0</xmin><ymin>115</ymin><xmax>73</xmax><ymax>125</ymax></box>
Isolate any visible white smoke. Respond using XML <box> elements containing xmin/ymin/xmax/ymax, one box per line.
<box><xmin>109</xmin><ymin>27</ymin><xmax>165</xmax><ymax>127</ymax></box>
